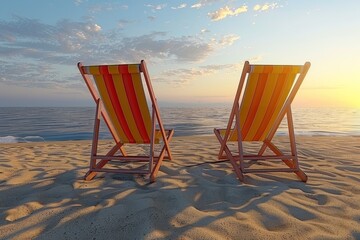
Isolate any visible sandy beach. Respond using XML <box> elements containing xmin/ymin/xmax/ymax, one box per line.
<box><xmin>0</xmin><ymin>135</ymin><xmax>359</xmax><ymax>239</ymax></box>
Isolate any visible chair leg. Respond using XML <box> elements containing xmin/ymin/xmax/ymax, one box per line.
<box><xmin>149</xmin><ymin>130</ymin><xmax>174</xmax><ymax>182</ymax></box>
<box><xmin>294</xmin><ymin>169</ymin><xmax>308</xmax><ymax>182</ymax></box>
<box><xmin>84</xmin><ymin>144</ymin><xmax>123</xmax><ymax>181</ymax></box>
<box><xmin>85</xmin><ymin>99</ymin><xmax>128</xmax><ymax>181</ymax></box>
<box><xmin>214</xmin><ymin>129</ymin><xmax>244</xmax><ymax>182</ymax></box>
<box><xmin>161</xmin><ymin>130</ymin><xmax>174</xmax><ymax>161</ymax></box>
<box><xmin>86</xmin><ymin>100</ymin><xmax>102</xmax><ymax>181</ymax></box>
<box><xmin>164</xmin><ymin>129</ymin><xmax>175</xmax><ymax>161</ymax></box>
<box><xmin>225</xmin><ymin>147</ymin><xmax>244</xmax><ymax>182</ymax></box>
<box><xmin>266</xmin><ymin>141</ymin><xmax>308</xmax><ymax>182</ymax></box>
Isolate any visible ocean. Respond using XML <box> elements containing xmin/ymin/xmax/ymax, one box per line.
<box><xmin>0</xmin><ymin>107</ymin><xmax>359</xmax><ymax>143</ymax></box>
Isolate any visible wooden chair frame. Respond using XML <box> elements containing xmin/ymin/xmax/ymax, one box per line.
<box><xmin>214</xmin><ymin>61</ymin><xmax>311</xmax><ymax>182</ymax></box>
<box><xmin>78</xmin><ymin>60</ymin><xmax>174</xmax><ymax>182</ymax></box>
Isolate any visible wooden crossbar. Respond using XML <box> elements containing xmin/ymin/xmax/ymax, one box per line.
<box><xmin>90</xmin><ymin>168</ymin><xmax>150</xmax><ymax>174</ymax></box>
<box><xmin>243</xmin><ymin>168</ymin><xmax>299</xmax><ymax>173</ymax></box>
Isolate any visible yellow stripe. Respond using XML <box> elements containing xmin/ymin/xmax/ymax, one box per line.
<box><xmin>230</xmin><ymin>69</ymin><xmax>262</xmax><ymax>141</ymax></box>
<box><xmin>219</xmin><ymin>128</ymin><xmax>236</xmax><ymax>141</ymax></box>
<box><xmin>154</xmin><ymin>130</ymin><xmax>162</xmax><ymax>144</ymax></box>
<box><xmin>251</xmin><ymin>65</ymin><xmax>263</xmax><ymax>73</ymax></box>
<box><xmin>87</xmin><ymin>66</ymin><xmax>101</xmax><ymax>75</ymax></box>
<box><xmin>271</xmin><ymin>66</ymin><xmax>283</xmax><ymax>74</ymax></box>
<box><xmin>107</xmin><ymin>65</ymin><xmax>119</xmax><ymax>74</ymax></box>
<box><xmin>259</xmin><ymin>72</ymin><xmax>297</xmax><ymax>140</ymax></box>
<box><xmin>132</xmin><ymin>73</ymin><xmax>152</xmax><ymax>138</ymax></box>
<box><xmin>112</xmin><ymin>74</ymin><xmax>144</xmax><ymax>143</ymax></box>
<box><xmin>128</xmin><ymin>64</ymin><xmax>141</xmax><ymax>73</ymax></box>
<box><xmin>245</xmin><ymin>73</ymin><xmax>278</xmax><ymax>140</ymax></box>
<box><xmin>93</xmin><ymin>75</ymin><xmax>129</xmax><ymax>142</ymax></box>
<box><xmin>290</xmin><ymin>66</ymin><xmax>301</xmax><ymax>74</ymax></box>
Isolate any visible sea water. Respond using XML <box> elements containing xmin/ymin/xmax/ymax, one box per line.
<box><xmin>0</xmin><ymin>107</ymin><xmax>359</xmax><ymax>143</ymax></box>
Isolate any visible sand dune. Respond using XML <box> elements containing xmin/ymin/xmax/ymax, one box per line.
<box><xmin>0</xmin><ymin>136</ymin><xmax>359</xmax><ymax>239</ymax></box>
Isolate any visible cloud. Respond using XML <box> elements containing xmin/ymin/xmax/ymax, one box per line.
<box><xmin>88</xmin><ymin>3</ymin><xmax>128</xmax><ymax>14</ymax></box>
<box><xmin>0</xmin><ymin>17</ymin><xmax>103</xmax><ymax>57</ymax></box>
<box><xmin>145</xmin><ymin>4</ymin><xmax>167</xmax><ymax>11</ymax></box>
<box><xmin>112</xmin><ymin>33</ymin><xmax>239</xmax><ymax>63</ymax></box>
<box><xmin>247</xmin><ymin>55</ymin><xmax>263</xmax><ymax>63</ymax></box>
<box><xmin>171</xmin><ymin>4</ymin><xmax>187</xmax><ymax>10</ymax></box>
<box><xmin>74</xmin><ymin>0</ymin><xmax>83</xmax><ymax>6</ymax></box>
<box><xmin>0</xmin><ymin>17</ymin><xmax>55</xmax><ymax>41</ymax></box>
<box><xmin>155</xmin><ymin>63</ymin><xmax>241</xmax><ymax>85</ymax></box>
<box><xmin>0</xmin><ymin>17</ymin><xmax>218</xmax><ymax>64</ymax></box>
<box><xmin>0</xmin><ymin>17</ymin><xmax>230</xmax><ymax>90</ymax></box>
<box><xmin>113</xmin><ymin>32</ymin><xmax>213</xmax><ymax>62</ymax></box>
<box><xmin>191</xmin><ymin>3</ymin><xmax>202</xmax><ymax>9</ymax></box>
<box><xmin>191</xmin><ymin>0</ymin><xmax>218</xmax><ymax>9</ymax></box>
<box><xmin>208</xmin><ymin>6</ymin><xmax>248</xmax><ymax>21</ymax></box>
<box><xmin>218</xmin><ymin>34</ymin><xmax>240</xmax><ymax>46</ymax></box>
<box><xmin>0</xmin><ymin>14</ymin><xmax>243</xmax><ymax>92</ymax></box>
<box><xmin>118</xmin><ymin>19</ymin><xmax>132</xmax><ymax>29</ymax></box>
<box><xmin>201</xmin><ymin>29</ymin><xmax>210</xmax><ymax>34</ymax></box>
<box><xmin>0</xmin><ymin>59</ymin><xmax>80</xmax><ymax>90</ymax></box>
<box><xmin>0</xmin><ymin>17</ymin><xmax>103</xmax><ymax>89</ymax></box>
<box><xmin>253</xmin><ymin>3</ymin><xmax>278</xmax><ymax>12</ymax></box>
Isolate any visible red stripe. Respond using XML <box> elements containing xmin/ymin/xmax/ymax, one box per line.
<box><xmin>100</xmin><ymin>66</ymin><xmax>135</xmax><ymax>143</ymax></box>
<box><xmin>99</xmin><ymin>66</ymin><xmax>109</xmax><ymax>74</ymax></box>
<box><xmin>122</xmin><ymin>72</ymin><xmax>150</xmax><ymax>143</ymax></box>
<box><xmin>242</xmin><ymin>72</ymin><xmax>268</xmax><ymax>139</ymax></box>
<box><xmin>119</xmin><ymin>65</ymin><xmax>129</xmax><ymax>74</ymax></box>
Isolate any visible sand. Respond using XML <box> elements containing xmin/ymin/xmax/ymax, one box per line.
<box><xmin>0</xmin><ymin>135</ymin><xmax>359</xmax><ymax>239</ymax></box>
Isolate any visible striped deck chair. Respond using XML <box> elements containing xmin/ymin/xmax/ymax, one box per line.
<box><xmin>214</xmin><ymin>61</ymin><xmax>311</xmax><ymax>182</ymax></box>
<box><xmin>78</xmin><ymin>60</ymin><xmax>174</xmax><ymax>182</ymax></box>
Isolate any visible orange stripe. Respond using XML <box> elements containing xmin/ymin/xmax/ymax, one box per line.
<box><xmin>231</xmin><ymin>71</ymin><xmax>260</xmax><ymax>141</ymax></box>
<box><xmin>100</xmin><ymin>66</ymin><xmax>135</xmax><ymax>143</ymax></box>
<box><xmin>245</xmin><ymin>72</ymin><xmax>278</xmax><ymax>141</ymax></box>
<box><xmin>252</xmin><ymin>73</ymin><xmax>287</xmax><ymax>140</ymax></box>
<box><xmin>263</xmin><ymin>65</ymin><xmax>273</xmax><ymax>74</ymax></box>
<box><xmin>242</xmin><ymin>71</ymin><xmax>269</xmax><ymax>140</ymax></box>
<box><xmin>227</xmin><ymin>65</ymin><xmax>302</xmax><ymax>142</ymax></box>
<box><xmin>259</xmin><ymin>72</ymin><xmax>297</xmax><ymax>140</ymax></box>
<box><xmin>122</xmin><ymin>70</ymin><xmax>150</xmax><ymax>143</ymax></box>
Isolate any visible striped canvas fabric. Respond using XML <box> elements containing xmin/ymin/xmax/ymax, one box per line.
<box><xmin>228</xmin><ymin>65</ymin><xmax>303</xmax><ymax>141</ymax></box>
<box><xmin>80</xmin><ymin>64</ymin><xmax>156</xmax><ymax>144</ymax></box>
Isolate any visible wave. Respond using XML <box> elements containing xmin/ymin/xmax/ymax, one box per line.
<box><xmin>0</xmin><ymin>135</ymin><xmax>45</xmax><ymax>143</ymax></box>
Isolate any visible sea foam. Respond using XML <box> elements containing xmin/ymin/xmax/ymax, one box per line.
<box><xmin>0</xmin><ymin>135</ymin><xmax>45</xmax><ymax>143</ymax></box>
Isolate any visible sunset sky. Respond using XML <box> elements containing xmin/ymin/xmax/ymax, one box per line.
<box><xmin>0</xmin><ymin>1</ymin><xmax>359</xmax><ymax>108</ymax></box>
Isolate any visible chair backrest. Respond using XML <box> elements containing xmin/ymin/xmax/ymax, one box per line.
<box><xmin>79</xmin><ymin>63</ymin><xmax>153</xmax><ymax>144</ymax></box>
<box><xmin>229</xmin><ymin>62</ymin><xmax>310</xmax><ymax>141</ymax></box>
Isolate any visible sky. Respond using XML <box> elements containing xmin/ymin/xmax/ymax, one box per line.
<box><xmin>0</xmin><ymin>0</ymin><xmax>359</xmax><ymax>108</ymax></box>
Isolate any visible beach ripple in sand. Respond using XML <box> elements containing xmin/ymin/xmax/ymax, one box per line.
<box><xmin>0</xmin><ymin>136</ymin><xmax>359</xmax><ymax>239</ymax></box>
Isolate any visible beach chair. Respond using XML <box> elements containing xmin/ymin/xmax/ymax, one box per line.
<box><xmin>214</xmin><ymin>61</ymin><xmax>310</xmax><ymax>182</ymax></box>
<box><xmin>78</xmin><ymin>60</ymin><xmax>174</xmax><ymax>182</ymax></box>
